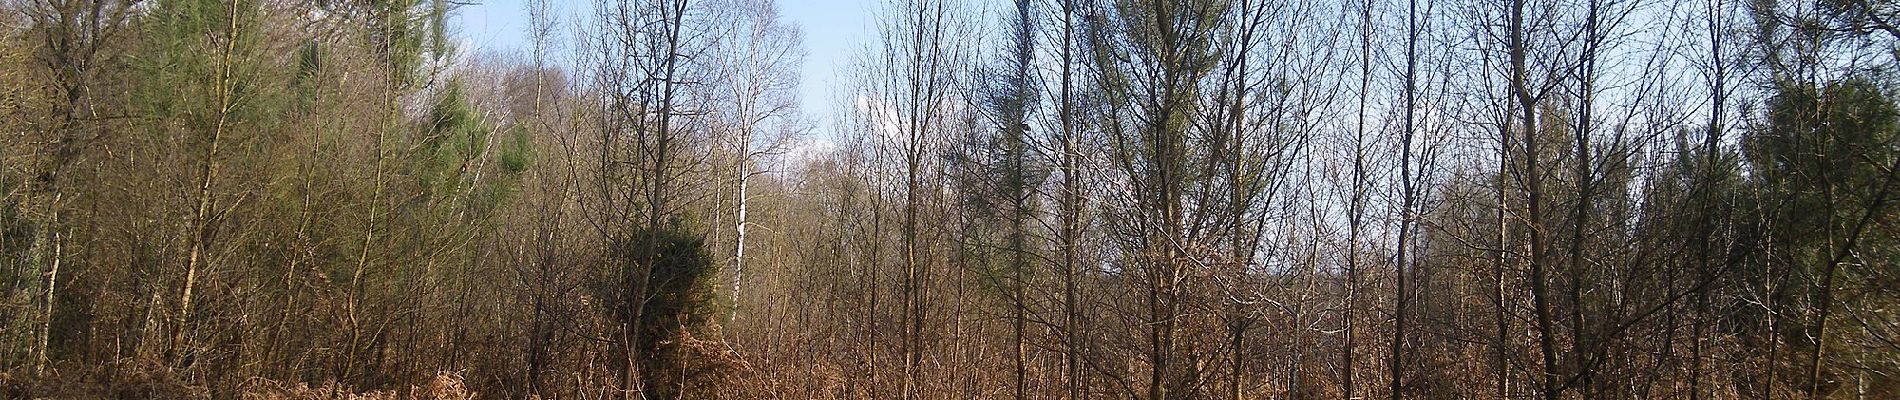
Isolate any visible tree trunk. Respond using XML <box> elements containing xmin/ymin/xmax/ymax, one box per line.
<box><xmin>1390</xmin><ymin>0</ymin><xmax>1418</xmax><ymax>396</ymax></box>
<box><xmin>1506</xmin><ymin>0</ymin><xmax>1560</xmax><ymax>397</ymax></box>
<box><xmin>34</xmin><ymin>208</ymin><xmax>60</xmax><ymax>376</ymax></box>
<box><xmin>175</xmin><ymin>0</ymin><xmax>242</xmax><ymax>365</ymax></box>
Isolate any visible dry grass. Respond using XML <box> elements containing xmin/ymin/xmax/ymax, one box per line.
<box><xmin>0</xmin><ymin>361</ymin><xmax>210</xmax><ymax>399</ymax></box>
<box><xmin>1</xmin><ymin>332</ymin><xmax>780</xmax><ymax>399</ymax></box>
<box><xmin>239</xmin><ymin>372</ymin><xmax>473</xmax><ymax>400</ymax></box>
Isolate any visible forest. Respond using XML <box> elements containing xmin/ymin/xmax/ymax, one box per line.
<box><xmin>1</xmin><ymin>0</ymin><xmax>1898</xmax><ymax>398</ymax></box>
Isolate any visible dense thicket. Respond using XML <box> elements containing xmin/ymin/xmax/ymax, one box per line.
<box><xmin>2</xmin><ymin>0</ymin><xmax>1899</xmax><ymax>398</ymax></box>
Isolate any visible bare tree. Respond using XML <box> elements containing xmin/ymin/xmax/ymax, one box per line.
<box><xmin>711</xmin><ymin>0</ymin><xmax>804</xmax><ymax>324</ymax></box>
<box><xmin>851</xmin><ymin>0</ymin><xmax>970</xmax><ymax>395</ymax></box>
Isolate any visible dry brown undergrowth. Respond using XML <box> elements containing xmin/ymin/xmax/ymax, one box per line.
<box><xmin>0</xmin><ymin>368</ymin><xmax>475</xmax><ymax>400</ymax></box>
<box><xmin>239</xmin><ymin>372</ymin><xmax>474</xmax><ymax>400</ymax></box>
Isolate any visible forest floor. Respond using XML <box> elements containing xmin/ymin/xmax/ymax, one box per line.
<box><xmin>1</xmin><ymin>369</ymin><xmax>477</xmax><ymax>400</ymax></box>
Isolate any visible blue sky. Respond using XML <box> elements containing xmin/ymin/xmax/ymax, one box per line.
<box><xmin>452</xmin><ymin>0</ymin><xmax>878</xmax><ymax>129</ymax></box>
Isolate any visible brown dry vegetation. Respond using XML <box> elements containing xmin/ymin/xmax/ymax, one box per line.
<box><xmin>3</xmin><ymin>0</ymin><xmax>1900</xmax><ymax>398</ymax></box>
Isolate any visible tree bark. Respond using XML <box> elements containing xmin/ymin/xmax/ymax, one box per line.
<box><xmin>175</xmin><ymin>0</ymin><xmax>243</xmax><ymax>365</ymax></box>
<box><xmin>1390</xmin><ymin>0</ymin><xmax>1418</xmax><ymax>396</ymax></box>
